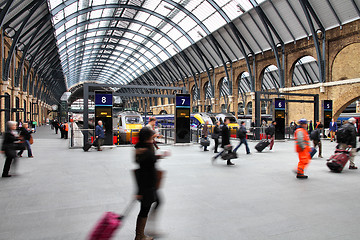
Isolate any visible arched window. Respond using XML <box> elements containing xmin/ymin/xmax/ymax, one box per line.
<box><xmin>246</xmin><ymin>102</ymin><xmax>252</xmax><ymax>115</ymax></box>
<box><xmin>292</xmin><ymin>56</ymin><xmax>319</xmax><ymax>86</ymax></box>
<box><xmin>262</xmin><ymin>65</ymin><xmax>280</xmax><ymax>91</ymax></box>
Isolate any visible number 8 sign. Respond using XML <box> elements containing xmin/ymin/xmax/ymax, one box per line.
<box><xmin>95</xmin><ymin>93</ymin><xmax>113</xmax><ymax>106</ymax></box>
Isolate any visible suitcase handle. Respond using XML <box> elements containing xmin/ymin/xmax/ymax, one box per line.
<box><xmin>117</xmin><ymin>199</ymin><xmax>136</xmax><ymax>220</ymax></box>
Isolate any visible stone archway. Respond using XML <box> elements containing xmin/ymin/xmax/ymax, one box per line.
<box><xmin>331</xmin><ymin>43</ymin><xmax>360</xmax><ymax>82</ymax></box>
<box><xmin>331</xmin><ymin>83</ymin><xmax>360</xmax><ymax>119</ymax></box>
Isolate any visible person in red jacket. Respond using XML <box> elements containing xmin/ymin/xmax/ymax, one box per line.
<box><xmin>295</xmin><ymin>119</ymin><xmax>312</xmax><ymax>179</ymax></box>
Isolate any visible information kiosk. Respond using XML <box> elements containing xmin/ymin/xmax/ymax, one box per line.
<box><xmin>175</xmin><ymin>94</ymin><xmax>190</xmax><ymax>143</ymax></box>
<box><xmin>273</xmin><ymin>98</ymin><xmax>285</xmax><ymax>140</ymax></box>
<box><xmin>94</xmin><ymin>91</ymin><xmax>113</xmax><ymax>145</ymax></box>
<box><xmin>322</xmin><ymin>100</ymin><xmax>332</xmax><ymax>129</ymax></box>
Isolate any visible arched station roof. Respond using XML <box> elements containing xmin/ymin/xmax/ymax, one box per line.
<box><xmin>1</xmin><ymin>0</ymin><xmax>359</xmax><ymax>101</ymax></box>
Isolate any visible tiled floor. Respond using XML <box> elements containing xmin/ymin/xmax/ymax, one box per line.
<box><xmin>0</xmin><ymin>126</ymin><xmax>359</xmax><ymax>240</ymax></box>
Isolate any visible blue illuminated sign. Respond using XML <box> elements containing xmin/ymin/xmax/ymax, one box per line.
<box><xmin>323</xmin><ymin>100</ymin><xmax>332</xmax><ymax>111</ymax></box>
<box><xmin>274</xmin><ymin>98</ymin><xmax>285</xmax><ymax>110</ymax></box>
<box><xmin>95</xmin><ymin>93</ymin><xmax>113</xmax><ymax>106</ymax></box>
<box><xmin>176</xmin><ymin>94</ymin><xmax>190</xmax><ymax>108</ymax></box>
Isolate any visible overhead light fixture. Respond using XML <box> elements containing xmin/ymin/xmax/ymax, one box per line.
<box><xmin>237</xmin><ymin>4</ymin><xmax>245</xmax><ymax>13</ymax></box>
<box><xmin>163</xmin><ymin>5</ymin><xmax>174</xmax><ymax>11</ymax></box>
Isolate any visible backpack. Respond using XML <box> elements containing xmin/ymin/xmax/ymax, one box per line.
<box><xmin>265</xmin><ymin>127</ymin><xmax>270</xmax><ymax>135</ymax></box>
<box><xmin>310</xmin><ymin>129</ymin><xmax>319</xmax><ymax>140</ymax></box>
<box><xmin>336</xmin><ymin>126</ymin><xmax>349</xmax><ymax>144</ymax></box>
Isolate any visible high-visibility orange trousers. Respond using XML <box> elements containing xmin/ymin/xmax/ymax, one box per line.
<box><xmin>297</xmin><ymin>150</ymin><xmax>311</xmax><ymax>175</ymax></box>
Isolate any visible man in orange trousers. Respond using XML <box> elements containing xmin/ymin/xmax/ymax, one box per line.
<box><xmin>295</xmin><ymin>119</ymin><xmax>311</xmax><ymax>179</ymax></box>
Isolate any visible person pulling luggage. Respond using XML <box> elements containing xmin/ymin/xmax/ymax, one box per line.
<box><xmin>294</xmin><ymin>119</ymin><xmax>312</xmax><ymax>179</ymax></box>
<box><xmin>310</xmin><ymin>124</ymin><xmax>323</xmax><ymax>158</ymax></box>
<box><xmin>133</xmin><ymin>127</ymin><xmax>169</xmax><ymax>240</ymax></box>
<box><xmin>265</xmin><ymin>121</ymin><xmax>276</xmax><ymax>150</ymax></box>
<box><xmin>212</xmin><ymin>118</ymin><xmax>235</xmax><ymax>165</ymax></box>
<box><xmin>233</xmin><ymin>121</ymin><xmax>250</xmax><ymax>154</ymax></box>
<box><xmin>201</xmin><ymin>121</ymin><xmax>209</xmax><ymax>151</ymax></box>
<box><xmin>337</xmin><ymin>117</ymin><xmax>357</xmax><ymax>169</ymax></box>
<box><xmin>95</xmin><ymin>120</ymin><xmax>105</xmax><ymax>151</ymax></box>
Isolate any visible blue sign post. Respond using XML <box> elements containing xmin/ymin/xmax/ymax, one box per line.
<box><xmin>322</xmin><ymin>100</ymin><xmax>333</xmax><ymax>129</ymax></box>
<box><xmin>273</xmin><ymin>98</ymin><xmax>286</xmax><ymax>139</ymax></box>
<box><xmin>175</xmin><ymin>94</ymin><xmax>190</xmax><ymax>143</ymax></box>
<box><xmin>94</xmin><ymin>92</ymin><xmax>113</xmax><ymax>145</ymax></box>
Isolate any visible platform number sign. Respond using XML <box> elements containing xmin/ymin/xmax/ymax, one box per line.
<box><xmin>324</xmin><ymin>100</ymin><xmax>332</xmax><ymax>111</ymax></box>
<box><xmin>274</xmin><ymin>98</ymin><xmax>285</xmax><ymax>110</ymax></box>
<box><xmin>95</xmin><ymin>93</ymin><xmax>113</xmax><ymax>106</ymax></box>
<box><xmin>176</xmin><ymin>94</ymin><xmax>190</xmax><ymax>108</ymax></box>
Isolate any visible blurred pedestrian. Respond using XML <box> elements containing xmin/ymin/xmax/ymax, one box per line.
<box><xmin>133</xmin><ymin>127</ymin><xmax>168</xmax><ymax>240</ymax></box>
<box><xmin>310</xmin><ymin>123</ymin><xmax>323</xmax><ymax>158</ymax></box>
<box><xmin>17</xmin><ymin>122</ymin><xmax>33</xmax><ymax>158</ymax></box>
<box><xmin>329</xmin><ymin>118</ymin><xmax>338</xmax><ymax>142</ymax></box>
<box><xmin>337</xmin><ymin>117</ymin><xmax>357</xmax><ymax>169</ymax></box>
<box><xmin>212</xmin><ymin>118</ymin><xmax>235</xmax><ymax>165</ymax></box>
<box><xmin>95</xmin><ymin>120</ymin><xmax>105</xmax><ymax>151</ymax></box>
<box><xmin>1</xmin><ymin>121</ymin><xmax>20</xmax><ymax>177</ymax></box>
<box><xmin>202</xmin><ymin>121</ymin><xmax>209</xmax><ymax>151</ymax></box>
<box><xmin>266</xmin><ymin>121</ymin><xmax>276</xmax><ymax>150</ymax></box>
<box><xmin>294</xmin><ymin>119</ymin><xmax>311</xmax><ymax>179</ymax></box>
<box><xmin>212</xmin><ymin>121</ymin><xmax>221</xmax><ymax>153</ymax></box>
<box><xmin>233</xmin><ymin>121</ymin><xmax>250</xmax><ymax>154</ymax></box>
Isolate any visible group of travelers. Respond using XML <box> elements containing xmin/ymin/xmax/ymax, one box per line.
<box><xmin>1</xmin><ymin>121</ymin><xmax>34</xmax><ymax>178</ymax></box>
<box><xmin>208</xmin><ymin>119</ymin><xmax>277</xmax><ymax>166</ymax></box>
<box><xmin>199</xmin><ymin>116</ymin><xmax>358</xmax><ymax>180</ymax></box>
<box><xmin>294</xmin><ymin>117</ymin><xmax>358</xmax><ymax>179</ymax></box>
<box><xmin>51</xmin><ymin>120</ymin><xmax>69</xmax><ymax>139</ymax></box>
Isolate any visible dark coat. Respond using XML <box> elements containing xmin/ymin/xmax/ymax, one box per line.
<box><xmin>221</xmin><ymin>124</ymin><xmax>230</xmax><ymax>147</ymax></box>
<box><xmin>213</xmin><ymin>125</ymin><xmax>221</xmax><ymax>139</ymax></box>
<box><xmin>1</xmin><ymin>131</ymin><xmax>18</xmax><ymax>158</ymax></box>
<box><xmin>19</xmin><ymin>127</ymin><xmax>31</xmax><ymax>141</ymax></box>
<box><xmin>266</xmin><ymin>124</ymin><xmax>276</xmax><ymax>137</ymax></box>
<box><xmin>345</xmin><ymin>123</ymin><xmax>357</xmax><ymax>148</ymax></box>
<box><xmin>329</xmin><ymin>121</ymin><xmax>338</xmax><ymax>132</ymax></box>
<box><xmin>95</xmin><ymin>125</ymin><xmax>105</xmax><ymax>139</ymax></box>
<box><xmin>134</xmin><ymin>142</ymin><xmax>158</xmax><ymax>205</ymax></box>
<box><xmin>202</xmin><ymin>124</ymin><xmax>208</xmax><ymax>137</ymax></box>
<box><xmin>237</xmin><ymin>125</ymin><xmax>247</xmax><ymax>139</ymax></box>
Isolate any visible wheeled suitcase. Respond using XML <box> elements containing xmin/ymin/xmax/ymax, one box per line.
<box><xmin>326</xmin><ymin>149</ymin><xmax>351</xmax><ymax>173</ymax></box>
<box><xmin>310</xmin><ymin>147</ymin><xmax>317</xmax><ymax>158</ymax></box>
<box><xmin>88</xmin><ymin>200</ymin><xmax>135</xmax><ymax>240</ymax></box>
<box><xmin>83</xmin><ymin>142</ymin><xmax>92</xmax><ymax>152</ymax></box>
<box><xmin>255</xmin><ymin>140</ymin><xmax>270</xmax><ymax>152</ymax></box>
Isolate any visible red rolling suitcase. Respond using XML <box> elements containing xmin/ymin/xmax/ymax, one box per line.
<box><xmin>88</xmin><ymin>200</ymin><xmax>135</xmax><ymax>240</ymax></box>
<box><xmin>326</xmin><ymin>149</ymin><xmax>351</xmax><ymax>173</ymax></box>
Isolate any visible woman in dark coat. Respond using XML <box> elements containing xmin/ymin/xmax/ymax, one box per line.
<box><xmin>134</xmin><ymin>127</ymin><xmax>168</xmax><ymax>240</ymax></box>
<box><xmin>212</xmin><ymin>121</ymin><xmax>221</xmax><ymax>153</ymax></box>
<box><xmin>2</xmin><ymin>121</ymin><xmax>20</xmax><ymax>177</ymax></box>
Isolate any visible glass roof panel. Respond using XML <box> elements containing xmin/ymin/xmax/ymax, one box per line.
<box><xmin>47</xmin><ymin>0</ymin><xmax>261</xmax><ymax>87</ymax></box>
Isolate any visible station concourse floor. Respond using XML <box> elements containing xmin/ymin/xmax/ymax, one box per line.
<box><xmin>1</xmin><ymin>127</ymin><xmax>360</xmax><ymax>240</ymax></box>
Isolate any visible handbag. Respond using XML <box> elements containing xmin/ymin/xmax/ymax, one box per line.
<box><xmin>200</xmin><ymin>138</ymin><xmax>210</xmax><ymax>146</ymax></box>
<box><xmin>211</xmin><ymin>133</ymin><xmax>219</xmax><ymax>139</ymax></box>
<box><xmin>29</xmin><ymin>135</ymin><xmax>34</xmax><ymax>145</ymax></box>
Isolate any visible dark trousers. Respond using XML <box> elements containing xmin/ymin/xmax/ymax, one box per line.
<box><xmin>18</xmin><ymin>140</ymin><xmax>32</xmax><ymax>157</ymax></box>
<box><xmin>2</xmin><ymin>150</ymin><xmax>16</xmax><ymax>176</ymax></box>
<box><xmin>214</xmin><ymin>138</ymin><xmax>219</xmax><ymax>153</ymax></box>
<box><xmin>60</xmin><ymin>130</ymin><xmax>64</xmax><ymax>138</ymax></box>
<box><xmin>267</xmin><ymin>135</ymin><xmax>275</xmax><ymax>150</ymax></box>
<box><xmin>313</xmin><ymin>139</ymin><xmax>322</xmax><ymax>157</ymax></box>
<box><xmin>202</xmin><ymin>136</ymin><xmax>208</xmax><ymax>151</ymax></box>
<box><xmin>55</xmin><ymin>127</ymin><xmax>58</xmax><ymax>134</ymax></box>
<box><xmin>64</xmin><ymin>131</ymin><xmax>68</xmax><ymax>139</ymax></box>
<box><xmin>233</xmin><ymin>138</ymin><xmax>250</xmax><ymax>154</ymax></box>
<box><xmin>97</xmin><ymin>138</ymin><xmax>104</xmax><ymax>150</ymax></box>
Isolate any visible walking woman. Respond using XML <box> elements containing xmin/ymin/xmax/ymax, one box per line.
<box><xmin>133</xmin><ymin>127</ymin><xmax>168</xmax><ymax>240</ymax></box>
<box><xmin>1</xmin><ymin>121</ymin><xmax>20</xmax><ymax>177</ymax></box>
